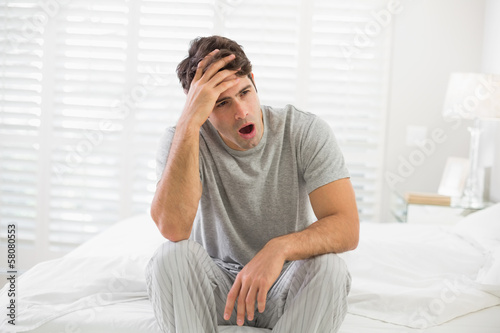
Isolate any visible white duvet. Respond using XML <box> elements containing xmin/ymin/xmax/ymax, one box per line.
<box><xmin>1</xmin><ymin>204</ymin><xmax>499</xmax><ymax>332</ymax></box>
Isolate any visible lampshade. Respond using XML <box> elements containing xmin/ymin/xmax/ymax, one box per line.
<box><xmin>442</xmin><ymin>72</ymin><xmax>500</xmax><ymax>120</ymax></box>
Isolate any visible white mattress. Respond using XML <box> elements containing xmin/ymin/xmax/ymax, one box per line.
<box><xmin>26</xmin><ymin>299</ymin><xmax>500</xmax><ymax>333</ymax></box>
<box><xmin>2</xmin><ymin>203</ymin><xmax>500</xmax><ymax>333</ymax></box>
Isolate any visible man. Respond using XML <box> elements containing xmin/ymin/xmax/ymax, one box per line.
<box><xmin>146</xmin><ymin>35</ymin><xmax>359</xmax><ymax>333</ymax></box>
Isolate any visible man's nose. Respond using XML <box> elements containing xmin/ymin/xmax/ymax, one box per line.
<box><xmin>234</xmin><ymin>101</ymin><xmax>248</xmax><ymax>120</ymax></box>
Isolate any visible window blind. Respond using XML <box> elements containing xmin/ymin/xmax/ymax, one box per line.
<box><xmin>222</xmin><ymin>0</ymin><xmax>301</xmax><ymax>108</ymax></box>
<box><xmin>307</xmin><ymin>0</ymin><xmax>392</xmax><ymax>222</ymax></box>
<box><xmin>47</xmin><ymin>1</ymin><xmax>130</xmax><ymax>253</ymax></box>
<box><xmin>1</xmin><ymin>1</ymin><xmax>44</xmax><ymax>271</ymax></box>
<box><xmin>0</xmin><ymin>0</ymin><xmax>392</xmax><ymax>272</ymax></box>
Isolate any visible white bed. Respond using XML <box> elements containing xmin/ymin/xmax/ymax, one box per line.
<box><xmin>1</xmin><ymin>204</ymin><xmax>500</xmax><ymax>333</ymax></box>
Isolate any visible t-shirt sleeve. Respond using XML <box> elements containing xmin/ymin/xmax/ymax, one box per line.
<box><xmin>155</xmin><ymin>127</ymin><xmax>176</xmax><ymax>185</ymax></box>
<box><xmin>299</xmin><ymin>116</ymin><xmax>350</xmax><ymax>194</ymax></box>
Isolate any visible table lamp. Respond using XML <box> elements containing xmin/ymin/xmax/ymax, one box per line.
<box><xmin>442</xmin><ymin>72</ymin><xmax>500</xmax><ymax>209</ymax></box>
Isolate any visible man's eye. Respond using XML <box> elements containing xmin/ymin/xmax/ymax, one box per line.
<box><xmin>241</xmin><ymin>90</ymin><xmax>250</xmax><ymax>96</ymax></box>
<box><xmin>217</xmin><ymin>101</ymin><xmax>227</xmax><ymax>108</ymax></box>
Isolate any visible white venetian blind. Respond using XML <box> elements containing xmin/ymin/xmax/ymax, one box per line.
<box><xmin>0</xmin><ymin>0</ymin><xmax>391</xmax><ymax>273</ymax></box>
<box><xmin>48</xmin><ymin>1</ymin><xmax>130</xmax><ymax>252</ymax></box>
<box><xmin>307</xmin><ymin>0</ymin><xmax>391</xmax><ymax>221</ymax></box>
<box><xmin>0</xmin><ymin>1</ymin><xmax>44</xmax><ymax>269</ymax></box>
<box><xmin>221</xmin><ymin>0</ymin><xmax>301</xmax><ymax>108</ymax></box>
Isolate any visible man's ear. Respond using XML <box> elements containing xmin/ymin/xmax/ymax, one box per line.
<box><xmin>250</xmin><ymin>72</ymin><xmax>257</xmax><ymax>92</ymax></box>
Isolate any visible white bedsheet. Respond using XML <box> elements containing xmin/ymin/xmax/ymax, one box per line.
<box><xmin>1</xmin><ymin>204</ymin><xmax>499</xmax><ymax>332</ymax></box>
<box><xmin>17</xmin><ymin>298</ymin><xmax>500</xmax><ymax>333</ymax></box>
<box><xmin>341</xmin><ymin>223</ymin><xmax>499</xmax><ymax>328</ymax></box>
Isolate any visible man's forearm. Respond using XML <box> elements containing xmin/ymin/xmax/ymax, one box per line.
<box><xmin>151</xmin><ymin>122</ymin><xmax>202</xmax><ymax>241</ymax></box>
<box><xmin>270</xmin><ymin>213</ymin><xmax>359</xmax><ymax>262</ymax></box>
<box><xmin>151</xmin><ymin>50</ymin><xmax>241</xmax><ymax>241</ymax></box>
<box><xmin>224</xmin><ymin>211</ymin><xmax>358</xmax><ymax>325</ymax></box>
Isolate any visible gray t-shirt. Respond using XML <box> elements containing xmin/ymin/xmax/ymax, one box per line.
<box><xmin>155</xmin><ymin>104</ymin><xmax>349</xmax><ymax>267</ymax></box>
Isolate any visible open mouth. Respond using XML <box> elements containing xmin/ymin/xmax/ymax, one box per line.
<box><xmin>239</xmin><ymin>124</ymin><xmax>254</xmax><ymax>134</ymax></box>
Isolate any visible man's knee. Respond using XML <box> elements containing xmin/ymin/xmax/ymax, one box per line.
<box><xmin>147</xmin><ymin>240</ymin><xmax>205</xmax><ymax>279</ymax></box>
<box><xmin>309</xmin><ymin>254</ymin><xmax>351</xmax><ymax>294</ymax></box>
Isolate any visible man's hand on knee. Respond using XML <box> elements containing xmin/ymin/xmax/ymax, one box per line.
<box><xmin>223</xmin><ymin>239</ymin><xmax>286</xmax><ymax>326</ymax></box>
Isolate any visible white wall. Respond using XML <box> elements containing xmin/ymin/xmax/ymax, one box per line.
<box><xmin>481</xmin><ymin>0</ymin><xmax>500</xmax><ymax>202</ymax></box>
<box><xmin>381</xmin><ymin>0</ymin><xmax>486</xmax><ymax>221</ymax></box>
<box><xmin>481</xmin><ymin>0</ymin><xmax>500</xmax><ymax>74</ymax></box>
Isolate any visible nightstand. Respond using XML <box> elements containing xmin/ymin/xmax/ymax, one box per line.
<box><xmin>391</xmin><ymin>191</ymin><xmax>488</xmax><ymax>225</ymax></box>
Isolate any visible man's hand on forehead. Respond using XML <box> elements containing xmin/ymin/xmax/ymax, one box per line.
<box><xmin>178</xmin><ymin>49</ymin><xmax>241</xmax><ymax>129</ymax></box>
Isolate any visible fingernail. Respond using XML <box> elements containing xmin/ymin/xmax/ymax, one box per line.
<box><xmin>237</xmin><ymin>319</ymin><xmax>243</xmax><ymax>326</ymax></box>
<box><xmin>224</xmin><ymin>313</ymin><xmax>229</xmax><ymax>320</ymax></box>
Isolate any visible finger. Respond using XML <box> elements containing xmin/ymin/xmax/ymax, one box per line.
<box><xmin>211</xmin><ymin>67</ymin><xmax>242</xmax><ymax>93</ymax></box>
<box><xmin>257</xmin><ymin>286</ymin><xmax>268</xmax><ymax>313</ymax></box>
<box><xmin>193</xmin><ymin>49</ymin><xmax>220</xmax><ymax>83</ymax></box>
<box><xmin>236</xmin><ymin>283</ymin><xmax>250</xmax><ymax>326</ymax></box>
<box><xmin>245</xmin><ymin>285</ymin><xmax>257</xmax><ymax>321</ymax></box>
<box><xmin>217</xmin><ymin>72</ymin><xmax>238</xmax><ymax>85</ymax></box>
<box><xmin>213</xmin><ymin>77</ymin><xmax>240</xmax><ymax>96</ymax></box>
<box><xmin>211</xmin><ymin>70</ymin><xmax>240</xmax><ymax>92</ymax></box>
<box><xmin>201</xmin><ymin>54</ymin><xmax>236</xmax><ymax>83</ymax></box>
<box><xmin>224</xmin><ymin>279</ymin><xmax>241</xmax><ymax>321</ymax></box>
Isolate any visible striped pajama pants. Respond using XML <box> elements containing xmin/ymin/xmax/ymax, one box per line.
<box><xmin>145</xmin><ymin>240</ymin><xmax>350</xmax><ymax>333</ymax></box>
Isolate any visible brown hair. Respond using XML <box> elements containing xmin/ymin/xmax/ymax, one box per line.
<box><xmin>176</xmin><ymin>35</ymin><xmax>254</xmax><ymax>92</ymax></box>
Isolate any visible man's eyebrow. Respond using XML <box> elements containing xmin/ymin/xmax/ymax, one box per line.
<box><xmin>216</xmin><ymin>85</ymin><xmax>252</xmax><ymax>104</ymax></box>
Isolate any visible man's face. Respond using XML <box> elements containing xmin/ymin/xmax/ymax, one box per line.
<box><xmin>208</xmin><ymin>75</ymin><xmax>264</xmax><ymax>151</ymax></box>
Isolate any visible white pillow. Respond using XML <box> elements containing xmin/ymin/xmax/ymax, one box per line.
<box><xmin>453</xmin><ymin>203</ymin><xmax>500</xmax><ymax>251</ymax></box>
<box><xmin>475</xmin><ymin>248</ymin><xmax>500</xmax><ymax>296</ymax></box>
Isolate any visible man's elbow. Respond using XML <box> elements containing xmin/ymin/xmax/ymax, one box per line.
<box><xmin>349</xmin><ymin>232</ymin><xmax>359</xmax><ymax>251</ymax></box>
<box><xmin>349</xmin><ymin>215</ymin><xmax>360</xmax><ymax>250</ymax></box>
<box><xmin>158</xmin><ymin>224</ymin><xmax>191</xmax><ymax>242</ymax></box>
<box><xmin>150</xmin><ymin>206</ymin><xmax>191</xmax><ymax>242</ymax></box>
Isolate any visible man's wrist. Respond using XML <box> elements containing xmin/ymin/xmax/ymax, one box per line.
<box><xmin>268</xmin><ymin>234</ymin><xmax>295</xmax><ymax>262</ymax></box>
<box><xmin>176</xmin><ymin>117</ymin><xmax>202</xmax><ymax>137</ymax></box>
